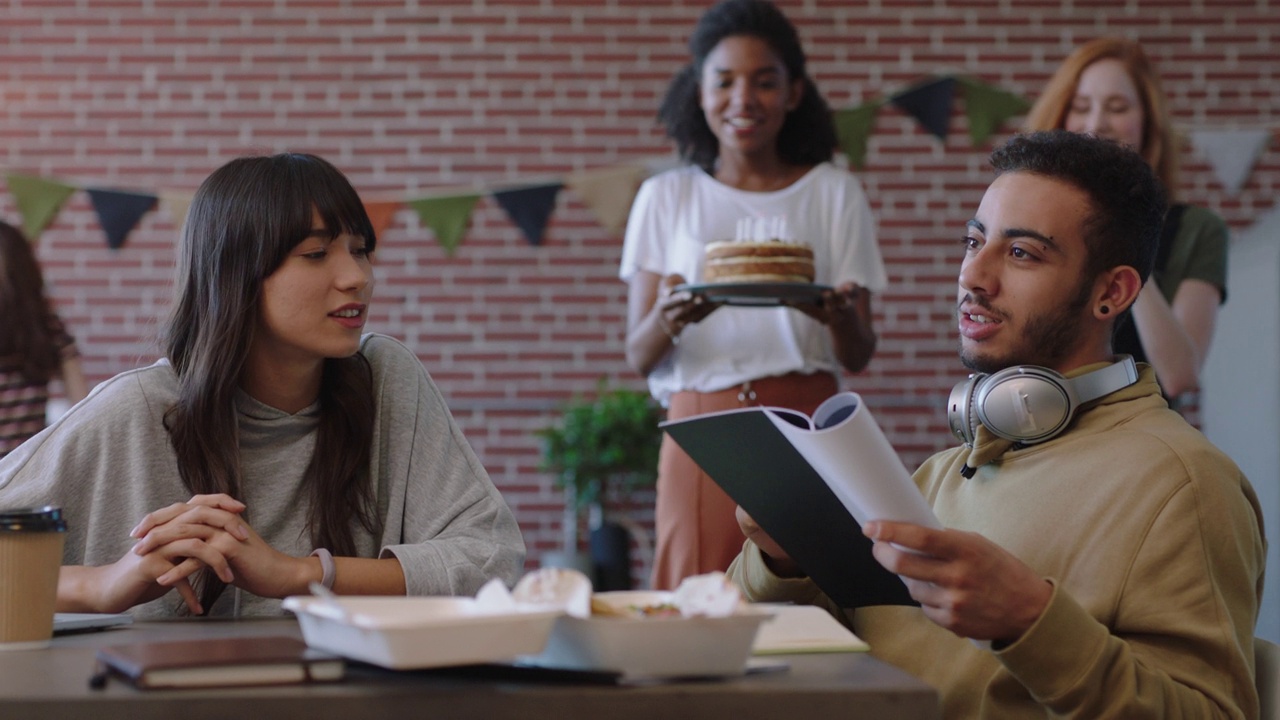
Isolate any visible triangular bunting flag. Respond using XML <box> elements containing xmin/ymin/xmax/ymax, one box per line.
<box><xmin>406</xmin><ymin>193</ymin><xmax>482</xmax><ymax>256</ymax></box>
<box><xmin>890</xmin><ymin>76</ymin><xmax>957</xmax><ymax>142</ymax></box>
<box><xmin>1188</xmin><ymin>128</ymin><xmax>1272</xmax><ymax>196</ymax></box>
<box><xmin>833</xmin><ymin>101</ymin><xmax>883</xmax><ymax>169</ymax></box>
<box><xmin>85</xmin><ymin>188</ymin><xmax>158</xmax><ymax>250</ymax></box>
<box><xmin>362</xmin><ymin>200</ymin><xmax>402</xmax><ymax>239</ymax></box>
<box><xmin>492</xmin><ymin>183</ymin><xmax>562</xmax><ymax>246</ymax></box>
<box><xmin>566</xmin><ymin>165</ymin><xmax>647</xmax><ymax>236</ymax></box>
<box><xmin>957</xmin><ymin>76</ymin><xmax>1031</xmax><ymax>147</ymax></box>
<box><xmin>5</xmin><ymin>173</ymin><xmax>77</xmax><ymax>240</ymax></box>
<box><xmin>159</xmin><ymin>190</ymin><xmax>194</xmax><ymax>230</ymax></box>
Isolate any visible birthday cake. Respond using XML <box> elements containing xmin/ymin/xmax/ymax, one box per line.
<box><xmin>703</xmin><ymin>216</ymin><xmax>814</xmax><ymax>284</ymax></box>
<box><xmin>703</xmin><ymin>240</ymin><xmax>815</xmax><ymax>284</ymax></box>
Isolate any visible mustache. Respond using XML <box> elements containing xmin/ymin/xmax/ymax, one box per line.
<box><xmin>956</xmin><ymin>293</ymin><xmax>1008</xmax><ymax>321</ymax></box>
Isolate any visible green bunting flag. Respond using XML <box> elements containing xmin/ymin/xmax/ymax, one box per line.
<box><xmin>5</xmin><ymin>173</ymin><xmax>77</xmax><ymax>240</ymax></box>
<box><xmin>833</xmin><ymin>102</ymin><xmax>883</xmax><ymax>169</ymax></box>
<box><xmin>957</xmin><ymin>76</ymin><xmax>1032</xmax><ymax>147</ymax></box>
<box><xmin>406</xmin><ymin>193</ymin><xmax>483</xmax><ymax>256</ymax></box>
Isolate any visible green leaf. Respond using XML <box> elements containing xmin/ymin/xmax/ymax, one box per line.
<box><xmin>537</xmin><ymin>380</ymin><xmax>663</xmax><ymax>511</ymax></box>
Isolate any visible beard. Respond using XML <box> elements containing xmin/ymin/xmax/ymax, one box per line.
<box><xmin>959</xmin><ymin>279</ymin><xmax>1094</xmax><ymax>374</ymax></box>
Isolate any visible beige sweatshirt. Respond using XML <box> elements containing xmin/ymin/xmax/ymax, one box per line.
<box><xmin>731</xmin><ymin>365</ymin><xmax>1265</xmax><ymax>719</ymax></box>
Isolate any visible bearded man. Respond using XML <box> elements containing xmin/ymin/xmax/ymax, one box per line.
<box><xmin>729</xmin><ymin>130</ymin><xmax>1265</xmax><ymax>719</ymax></box>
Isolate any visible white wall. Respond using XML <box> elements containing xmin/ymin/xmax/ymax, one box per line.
<box><xmin>1203</xmin><ymin>207</ymin><xmax>1280</xmax><ymax>643</ymax></box>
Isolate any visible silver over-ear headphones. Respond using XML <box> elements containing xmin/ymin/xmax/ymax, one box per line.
<box><xmin>947</xmin><ymin>355</ymin><xmax>1138</xmax><ymax>447</ymax></box>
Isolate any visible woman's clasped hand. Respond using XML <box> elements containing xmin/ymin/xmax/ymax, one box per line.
<box><xmin>86</xmin><ymin>495</ymin><xmax>238</xmax><ymax>615</ymax></box>
<box><xmin>132</xmin><ymin>495</ymin><xmax>287</xmax><ymax>612</ymax></box>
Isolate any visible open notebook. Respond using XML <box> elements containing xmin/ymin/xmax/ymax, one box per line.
<box><xmin>661</xmin><ymin>391</ymin><xmax>937</xmax><ymax>609</ymax></box>
<box><xmin>751</xmin><ymin>604</ymin><xmax>869</xmax><ymax>655</ymax></box>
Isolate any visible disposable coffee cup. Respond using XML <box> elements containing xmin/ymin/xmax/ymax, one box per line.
<box><xmin>0</xmin><ymin>506</ymin><xmax>67</xmax><ymax>650</ymax></box>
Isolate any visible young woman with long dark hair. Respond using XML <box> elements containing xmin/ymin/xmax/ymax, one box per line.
<box><xmin>0</xmin><ymin>220</ymin><xmax>87</xmax><ymax>458</ymax></box>
<box><xmin>0</xmin><ymin>153</ymin><xmax>524</xmax><ymax>617</ymax></box>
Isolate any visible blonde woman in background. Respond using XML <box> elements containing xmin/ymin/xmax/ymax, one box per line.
<box><xmin>1026</xmin><ymin>37</ymin><xmax>1228</xmax><ymax>401</ymax></box>
<box><xmin>0</xmin><ymin>220</ymin><xmax>88</xmax><ymax>458</ymax></box>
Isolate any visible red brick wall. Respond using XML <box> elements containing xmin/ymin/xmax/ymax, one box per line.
<box><xmin>3</xmin><ymin>1</ymin><xmax>1276</xmax><ymax>580</ymax></box>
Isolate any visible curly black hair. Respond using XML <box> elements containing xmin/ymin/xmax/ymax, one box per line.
<box><xmin>658</xmin><ymin>0</ymin><xmax>837</xmax><ymax>173</ymax></box>
<box><xmin>990</xmin><ymin>130</ymin><xmax>1167</xmax><ymax>285</ymax></box>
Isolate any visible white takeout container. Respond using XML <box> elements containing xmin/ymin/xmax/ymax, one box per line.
<box><xmin>528</xmin><ymin>591</ymin><xmax>772</xmax><ymax>680</ymax></box>
<box><xmin>282</xmin><ymin>595</ymin><xmax>562</xmax><ymax>670</ymax></box>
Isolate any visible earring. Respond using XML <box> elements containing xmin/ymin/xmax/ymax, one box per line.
<box><xmin>1100</xmin><ymin>305</ymin><xmax>1110</xmax><ymax>315</ymax></box>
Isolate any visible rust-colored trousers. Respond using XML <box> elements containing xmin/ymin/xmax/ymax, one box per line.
<box><xmin>649</xmin><ymin>371</ymin><xmax>839</xmax><ymax>590</ymax></box>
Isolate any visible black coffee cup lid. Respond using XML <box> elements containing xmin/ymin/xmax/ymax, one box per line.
<box><xmin>0</xmin><ymin>506</ymin><xmax>67</xmax><ymax>532</ymax></box>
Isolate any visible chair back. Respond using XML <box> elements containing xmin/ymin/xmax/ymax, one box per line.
<box><xmin>1257</xmin><ymin>637</ymin><xmax>1280</xmax><ymax>720</ymax></box>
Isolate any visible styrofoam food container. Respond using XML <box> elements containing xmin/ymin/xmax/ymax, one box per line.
<box><xmin>282</xmin><ymin>595</ymin><xmax>562</xmax><ymax>670</ymax></box>
<box><xmin>528</xmin><ymin>591</ymin><xmax>772</xmax><ymax>679</ymax></box>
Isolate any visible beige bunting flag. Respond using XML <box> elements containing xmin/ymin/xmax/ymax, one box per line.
<box><xmin>566</xmin><ymin>165</ymin><xmax>648</xmax><ymax>236</ymax></box>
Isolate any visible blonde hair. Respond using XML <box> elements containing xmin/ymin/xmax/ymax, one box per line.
<box><xmin>1025</xmin><ymin>38</ymin><xmax>1179</xmax><ymax>197</ymax></box>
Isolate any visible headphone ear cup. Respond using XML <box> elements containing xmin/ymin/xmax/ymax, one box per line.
<box><xmin>947</xmin><ymin>375</ymin><xmax>981</xmax><ymax>445</ymax></box>
<box><xmin>946</xmin><ymin>359</ymin><xmax>1136</xmax><ymax>449</ymax></box>
<box><xmin>972</xmin><ymin>367</ymin><xmax>1074</xmax><ymax>443</ymax></box>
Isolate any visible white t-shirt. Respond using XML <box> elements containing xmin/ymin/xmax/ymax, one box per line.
<box><xmin>619</xmin><ymin>163</ymin><xmax>886</xmax><ymax>406</ymax></box>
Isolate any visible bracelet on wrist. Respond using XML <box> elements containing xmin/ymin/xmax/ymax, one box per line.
<box><xmin>310</xmin><ymin>548</ymin><xmax>336</xmax><ymax>590</ymax></box>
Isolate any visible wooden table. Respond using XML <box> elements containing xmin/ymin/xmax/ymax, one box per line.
<box><xmin>1</xmin><ymin>618</ymin><xmax>940</xmax><ymax>720</ymax></box>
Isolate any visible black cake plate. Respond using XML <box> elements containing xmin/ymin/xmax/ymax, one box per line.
<box><xmin>674</xmin><ymin>282</ymin><xmax>831</xmax><ymax>307</ymax></box>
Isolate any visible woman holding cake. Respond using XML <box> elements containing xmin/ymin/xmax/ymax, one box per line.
<box><xmin>619</xmin><ymin>0</ymin><xmax>886</xmax><ymax>590</ymax></box>
<box><xmin>1025</xmin><ymin>38</ymin><xmax>1228</xmax><ymax>401</ymax></box>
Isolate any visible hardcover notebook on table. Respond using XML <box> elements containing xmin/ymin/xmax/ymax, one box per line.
<box><xmin>53</xmin><ymin>612</ymin><xmax>132</xmax><ymax>635</ymax></box>
<box><xmin>93</xmin><ymin>635</ymin><xmax>344</xmax><ymax>689</ymax></box>
<box><xmin>661</xmin><ymin>390</ymin><xmax>940</xmax><ymax>609</ymax></box>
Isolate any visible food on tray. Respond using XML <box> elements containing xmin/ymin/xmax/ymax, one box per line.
<box><xmin>670</xmin><ymin>571</ymin><xmax>742</xmax><ymax>617</ymax></box>
<box><xmin>588</xmin><ymin>572</ymin><xmax>742</xmax><ymax>619</ymax></box>
<box><xmin>588</xmin><ymin>597</ymin><xmax>680</xmax><ymax>619</ymax></box>
<box><xmin>631</xmin><ymin>602</ymin><xmax>680</xmax><ymax>617</ymax></box>
<box><xmin>497</xmin><ymin>569</ymin><xmax>743</xmax><ymax>621</ymax></box>
<box><xmin>511</xmin><ymin>567</ymin><xmax>592</xmax><ymax>618</ymax></box>
<box><xmin>704</xmin><ymin>216</ymin><xmax>814</xmax><ymax>284</ymax></box>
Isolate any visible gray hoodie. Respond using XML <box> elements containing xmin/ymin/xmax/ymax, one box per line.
<box><xmin>0</xmin><ymin>333</ymin><xmax>525</xmax><ymax>618</ymax></box>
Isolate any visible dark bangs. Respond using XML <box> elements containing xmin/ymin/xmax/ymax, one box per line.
<box><xmin>167</xmin><ymin>152</ymin><xmax>376</xmax><ymax>376</ymax></box>
<box><xmin>264</xmin><ymin>154</ymin><xmax>377</xmax><ymax>275</ymax></box>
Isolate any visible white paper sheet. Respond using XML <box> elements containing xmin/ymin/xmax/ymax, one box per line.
<box><xmin>765</xmin><ymin>391</ymin><xmax>940</xmax><ymax>530</ymax></box>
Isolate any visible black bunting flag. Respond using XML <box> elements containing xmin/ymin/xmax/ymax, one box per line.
<box><xmin>890</xmin><ymin>77</ymin><xmax>957</xmax><ymax>142</ymax></box>
<box><xmin>85</xmin><ymin>188</ymin><xmax>158</xmax><ymax>250</ymax></box>
<box><xmin>493</xmin><ymin>183</ymin><xmax>563</xmax><ymax>247</ymax></box>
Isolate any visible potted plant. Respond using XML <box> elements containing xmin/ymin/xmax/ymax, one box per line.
<box><xmin>537</xmin><ymin>380</ymin><xmax>663</xmax><ymax>590</ymax></box>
